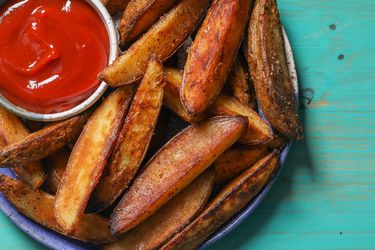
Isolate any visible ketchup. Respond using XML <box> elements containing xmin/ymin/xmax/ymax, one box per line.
<box><xmin>0</xmin><ymin>0</ymin><xmax>109</xmax><ymax>113</ymax></box>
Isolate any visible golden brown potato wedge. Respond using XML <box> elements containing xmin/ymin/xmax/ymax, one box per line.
<box><xmin>164</xmin><ymin>68</ymin><xmax>207</xmax><ymax>123</ymax></box>
<box><xmin>0</xmin><ymin>113</ymin><xmax>88</xmax><ymax>168</ymax></box>
<box><xmin>100</xmin><ymin>0</ymin><xmax>210</xmax><ymax>87</ymax></box>
<box><xmin>103</xmin><ymin>169</ymin><xmax>214</xmax><ymax>250</ymax></box>
<box><xmin>0</xmin><ymin>107</ymin><xmax>45</xmax><ymax>189</ymax></box>
<box><xmin>89</xmin><ymin>59</ymin><xmax>164</xmax><ymax>212</ymax></box>
<box><xmin>55</xmin><ymin>86</ymin><xmax>134</xmax><ymax>232</ymax></box>
<box><xmin>119</xmin><ymin>0</ymin><xmax>179</xmax><ymax>47</ymax></box>
<box><xmin>227</xmin><ymin>55</ymin><xmax>257</xmax><ymax>110</ymax></box>
<box><xmin>110</xmin><ymin>116</ymin><xmax>247</xmax><ymax>236</ymax></box>
<box><xmin>0</xmin><ymin>174</ymin><xmax>114</xmax><ymax>244</ymax></box>
<box><xmin>247</xmin><ymin>0</ymin><xmax>302</xmax><ymax>140</ymax></box>
<box><xmin>44</xmin><ymin>149</ymin><xmax>70</xmax><ymax>194</ymax></box>
<box><xmin>102</xmin><ymin>0</ymin><xmax>131</xmax><ymax>15</ymax></box>
<box><xmin>161</xmin><ymin>151</ymin><xmax>280</xmax><ymax>250</ymax></box>
<box><xmin>164</xmin><ymin>68</ymin><xmax>273</xmax><ymax>145</ymax></box>
<box><xmin>181</xmin><ymin>0</ymin><xmax>252</xmax><ymax>115</ymax></box>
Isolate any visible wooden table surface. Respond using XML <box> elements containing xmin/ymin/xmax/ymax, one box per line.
<box><xmin>1</xmin><ymin>0</ymin><xmax>375</xmax><ymax>249</ymax></box>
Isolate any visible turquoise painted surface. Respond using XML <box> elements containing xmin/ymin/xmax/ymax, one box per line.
<box><xmin>1</xmin><ymin>0</ymin><xmax>375</xmax><ymax>249</ymax></box>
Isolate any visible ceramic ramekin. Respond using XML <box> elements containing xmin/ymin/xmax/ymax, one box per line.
<box><xmin>0</xmin><ymin>0</ymin><xmax>118</xmax><ymax>121</ymax></box>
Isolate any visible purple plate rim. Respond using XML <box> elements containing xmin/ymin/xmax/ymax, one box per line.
<box><xmin>0</xmin><ymin>25</ymin><xmax>298</xmax><ymax>250</ymax></box>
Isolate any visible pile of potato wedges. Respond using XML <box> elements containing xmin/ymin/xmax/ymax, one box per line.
<box><xmin>0</xmin><ymin>0</ymin><xmax>302</xmax><ymax>249</ymax></box>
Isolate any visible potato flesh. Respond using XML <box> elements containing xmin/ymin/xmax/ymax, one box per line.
<box><xmin>0</xmin><ymin>174</ymin><xmax>115</xmax><ymax>243</ymax></box>
<box><xmin>55</xmin><ymin>87</ymin><xmax>134</xmax><ymax>232</ymax></box>
<box><xmin>161</xmin><ymin>151</ymin><xmax>280</xmax><ymax>250</ymax></box>
<box><xmin>164</xmin><ymin>68</ymin><xmax>273</xmax><ymax>145</ymax></box>
<box><xmin>181</xmin><ymin>0</ymin><xmax>252</xmax><ymax>114</ymax></box>
<box><xmin>110</xmin><ymin>116</ymin><xmax>247</xmax><ymax>236</ymax></box>
<box><xmin>100</xmin><ymin>0</ymin><xmax>210</xmax><ymax>86</ymax></box>
<box><xmin>103</xmin><ymin>169</ymin><xmax>214</xmax><ymax>250</ymax></box>
<box><xmin>89</xmin><ymin>59</ymin><xmax>164</xmax><ymax>212</ymax></box>
<box><xmin>119</xmin><ymin>0</ymin><xmax>179</xmax><ymax>46</ymax></box>
<box><xmin>0</xmin><ymin>107</ymin><xmax>45</xmax><ymax>189</ymax></box>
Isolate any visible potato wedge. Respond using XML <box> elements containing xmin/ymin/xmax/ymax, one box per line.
<box><xmin>100</xmin><ymin>0</ymin><xmax>210</xmax><ymax>87</ymax></box>
<box><xmin>0</xmin><ymin>113</ymin><xmax>88</xmax><ymax>168</ymax></box>
<box><xmin>89</xmin><ymin>59</ymin><xmax>164</xmax><ymax>212</ymax></box>
<box><xmin>164</xmin><ymin>68</ymin><xmax>273</xmax><ymax>144</ymax></box>
<box><xmin>181</xmin><ymin>0</ymin><xmax>252</xmax><ymax>115</ymax></box>
<box><xmin>227</xmin><ymin>55</ymin><xmax>257</xmax><ymax>110</ymax></box>
<box><xmin>119</xmin><ymin>0</ymin><xmax>179</xmax><ymax>47</ymax></box>
<box><xmin>102</xmin><ymin>0</ymin><xmax>131</xmax><ymax>15</ymax></box>
<box><xmin>247</xmin><ymin>0</ymin><xmax>302</xmax><ymax>140</ymax></box>
<box><xmin>0</xmin><ymin>107</ymin><xmax>45</xmax><ymax>189</ymax></box>
<box><xmin>55</xmin><ymin>86</ymin><xmax>134</xmax><ymax>232</ymax></box>
<box><xmin>0</xmin><ymin>174</ymin><xmax>114</xmax><ymax>244</ymax></box>
<box><xmin>44</xmin><ymin>149</ymin><xmax>70</xmax><ymax>194</ymax></box>
<box><xmin>110</xmin><ymin>116</ymin><xmax>247</xmax><ymax>236</ymax></box>
<box><xmin>161</xmin><ymin>151</ymin><xmax>280</xmax><ymax>250</ymax></box>
<box><xmin>103</xmin><ymin>169</ymin><xmax>214</xmax><ymax>250</ymax></box>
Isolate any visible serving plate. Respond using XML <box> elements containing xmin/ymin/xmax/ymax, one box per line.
<box><xmin>0</xmin><ymin>25</ymin><xmax>298</xmax><ymax>250</ymax></box>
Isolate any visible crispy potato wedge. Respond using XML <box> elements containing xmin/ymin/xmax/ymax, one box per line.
<box><xmin>209</xmin><ymin>94</ymin><xmax>273</xmax><ymax>145</ymax></box>
<box><xmin>227</xmin><ymin>55</ymin><xmax>257</xmax><ymax>110</ymax></box>
<box><xmin>100</xmin><ymin>0</ymin><xmax>210</xmax><ymax>87</ymax></box>
<box><xmin>44</xmin><ymin>149</ymin><xmax>70</xmax><ymax>194</ymax></box>
<box><xmin>164</xmin><ymin>68</ymin><xmax>273</xmax><ymax>144</ymax></box>
<box><xmin>181</xmin><ymin>0</ymin><xmax>252</xmax><ymax>115</ymax></box>
<box><xmin>0</xmin><ymin>113</ymin><xmax>88</xmax><ymax>168</ymax></box>
<box><xmin>110</xmin><ymin>116</ymin><xmax>247</xmax><ymax>236</ymax></box>
<box><xmin>164</xmin><ymin>68</ymin><xmax>207</xmax><ymax>123</ymax></box>
<box><xmin>0</xmin><ymin>107</ymin><xmax>45</xmax><ymax>189</ymax></box>
<box><xmin>102</xmin><ymin>0</ymin><xmax>131</xmax><ymax>15</ymax></box>
<box><xmin>247</xmin><ymin>0</ymin><xmax>302</xmax><ymax>140</ymax></box>
<box><xmin>119</xmin><ymin>0</ymin><xmax>179</xmax><ymax>47</ymax></box>
<box><xmin>89</xmin><ymin>59</ymin><xmax>164</xmax><ymax>212</ymax></box>
<box><xmin>161</xmin><ymin>151</ymin><xmax>280</xmax><ymax>250</ymax></box>
<box><xmin>55</xmin><ymin>86</ymin><xmax>134</xmax><ymax>232</ymax></box>
<box><xmin>0</xmin><ymin>174</ymin><xmax>114</xmax><ymax>244</ymax></box>
<box><xmin>103</xmin><ymin>169</ymin><xmax>214</xmax><ymax>250</ymax></box>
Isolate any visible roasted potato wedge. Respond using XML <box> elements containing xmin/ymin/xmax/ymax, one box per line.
<box><xmin>164</xmin><ymin>68</ymin><xmax>273</xmax><ymax>145</ymax></box>
<box><xmin>0</xmin><ymin>107</ymin><xmax>45</xmax><ymax>189</ymax></box>
<box><xmin>110</xmin><ymin>116</ymin><xmax>247</xmax><ymax>236</ymax></box>
<box><xmin>161</xmin><ymin>151</ymin><xmax>280</xmax><ymax>250</ymax></box>
<box><xmin>119</xmin><ymin>0</ymin><xmax>179</xmax><ymax>47</ymax></box>
<box><xmin>100</xmin><ymin>0</ymin><xmax>210</xmax><ymax>86</ymax></box>
<box><xmin>103</xmin><ymin>169</ymin><xmax>214</xmax><ymax>250</ymax></box>
<box><xmin>247</xmin><ymin>0</ymin><xmax>302</xmax><ymax>140</ymax></box>
<box><xmin>55</xmin><ymin>86</ymin><xmax>134</xmax><ymax>232</ymax></box>
<box><xmin>227</xmin><ymin>55</ymin><xmax>257</xmax><ymax>110</ymax></box>
<box><xmin>0</xmin><ymin>174</ymin><xmax>114</xmax><ymax>244</ymax></box>
<box><xmin>0</xmin><ymin>113</ymin><xmax>88</xmax><ymax>168</ymax></box>
<box><xmin>181</xmin><ymin>0</ymin><xmax>251</xmax><ymax>115</ymax></box>
<box><xmin>101</xmin><ymin>0</ymin><xmax>131</xmax><ymax>15</ymax></box>
<box><xmin>44</xmin><ymin>149</ymin><xmax>70</xmax><ymax>194</ymax></box>
<box><xmin>89</xmin><ymin>59</ymin><xmax>164</xmax><ymax>212</ymax></box>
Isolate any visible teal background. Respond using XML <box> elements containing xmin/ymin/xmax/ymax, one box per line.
<box><xmin>1</xmin><ymin>0</ymin><xmax>375</xmax><ymax>249</ymax></box>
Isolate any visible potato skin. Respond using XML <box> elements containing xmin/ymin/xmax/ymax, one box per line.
<box><xmin>247</xmin><ymin>0</ymin><xmax>302</xmax><ymax>140</ymax></box>
<box><xmin>55</xmin><ymin>87</ymin><xmax>134</xmax><ymax>232</ymax></box>
<box><xmin>89</xmin><ymin>59</ymin><xmax>164</xmax><ymax>212</ymax></box>
<box><xmin>100</xmin><ymin>0</ymin><xmax>210</xmax><ymax>86</ymax></box>
<box><xmin>161</xmin><ymin>151</ymin><xmax>280</xmax><ymax>250</ymax></box>
<box><xmin>0</xmin><ymin>174</ymin><xmax>115</xmax><ymax>243</ymax></box>
<box><xmin>103</xmin><ymin>169</ymin><xmax>214</xmax><ymax>250</ymax></box>
<box><xmin>0</xmin><ymin>107</ymin><xmax>45</xmax><ymax>189</ymax></box>
<box><xmin>119</xmin><ymin>0</ymin><xmax>179</xmax><ymax>47</ymax></box>
<box><xmin>164</xmin><ymin>68</ymin><xmax>273</xmax><ymax>145</ymax></box>
<box><xmin>0</xmin><ymin>113</ymin><xmax>88</xmax><ymax>168</ymax></box>
<box><xmin>110</xmin><ymin>116</ymin><xmax>247</xmax><ymax>236</ymax></box>
<box><xmin>181</xmin><ymin>0</ymin><xmax>252</xmax><ymax>115</ymax></box>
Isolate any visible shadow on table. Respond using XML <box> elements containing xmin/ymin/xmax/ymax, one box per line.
<box><xmin>205</xmin><ymin>96</ymin><xmax>316</xmax><ymax>249</ymax></box>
